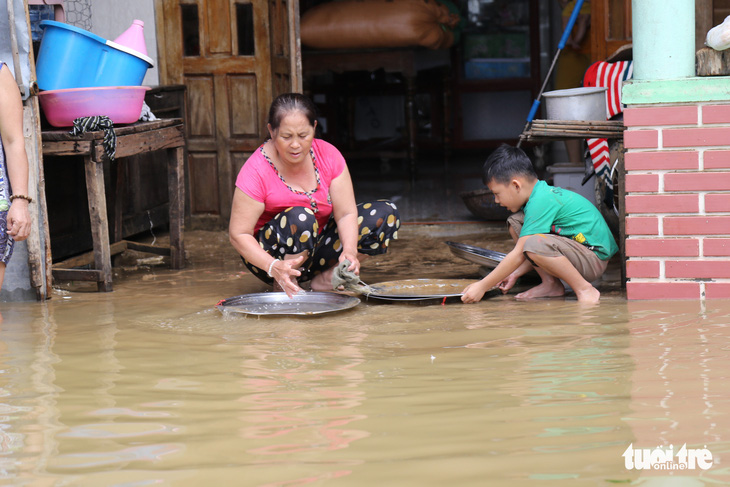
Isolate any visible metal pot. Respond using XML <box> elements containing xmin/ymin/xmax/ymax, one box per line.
<box><xmin>542</xmin><ymin>86</ymin><xmax>607</xmax><ymax>121</ymax></box>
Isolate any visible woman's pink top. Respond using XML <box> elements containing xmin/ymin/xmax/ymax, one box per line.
<box><xmin>236</xmin><ymin>138</ymin><xmax>346</xmax><ymax>233</ymax></box>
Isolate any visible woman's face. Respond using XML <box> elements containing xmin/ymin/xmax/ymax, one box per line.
<box><xmin>269</xmin><ymin>111</ymin><xmax>317</xmax><ymax>166</ymax></box>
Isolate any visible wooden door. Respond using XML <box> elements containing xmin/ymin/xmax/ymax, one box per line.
<box><xmin>591</xmin><ymin>0</ymin><xmax>632</xmax><ymax>63</ymax></box>
<box><xmin>155</xmin><ymin>0</ymin><xmax>301</xmax><ymax>225</ymax></box>
<box><xmin>592</xmin><ymin>1</ymin><xmax>724</xmax><ymax>62</ymax></box>
<box><xmin>270</xmin><ymin>0</ymin><xmax>302</xmax><ymax>95</ymax></box>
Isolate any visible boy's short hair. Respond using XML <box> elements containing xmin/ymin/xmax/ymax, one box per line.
<box><xmin>483</xmin><ymin>144</ymin><xmax>538</xmax><ymax>185</ymax></box>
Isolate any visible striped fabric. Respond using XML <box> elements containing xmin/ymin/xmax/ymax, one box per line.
<box><xmin>584</xmin><ymin>60</ymin><xmax>634</xmax><ymax>119</ymax></box>
<box><xmin>70</xmin><ymin>116</ymin><xmax>117</xmax><ymax>161</ymax></box>
<box><xmin>587</xmin><ymin>137</ymin><xmax>610</xmax><ymax>179</ymax></box>
<box><xmin>582</xmin><ymin>60</ymin><xmax>633</xmax><ymax>195</ymax></box>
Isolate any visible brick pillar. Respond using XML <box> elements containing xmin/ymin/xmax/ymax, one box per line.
<box><xmin>623</xmin><ymin>103</ymin><xmax>730</xmax><ymax>299</ymax></box>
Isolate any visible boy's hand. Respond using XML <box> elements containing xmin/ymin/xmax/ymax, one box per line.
<box><xmin>498</xmin><ymin>272</ymin><xmax>519</xmax><ymax>294</ymax></box>
<box><xmin>461</xmin><ymin>280</ymin><xmax>490</xmax><ymax>304</ymax></box>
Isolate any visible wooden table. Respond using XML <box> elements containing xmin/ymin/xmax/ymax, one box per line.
<box><xmin>42</xmin><ymin>119</ymin><xmax>186</xmax><ymax>291</ymax></box>
<box><xmin>519</xmin><ymin>119</ymin><xmax>625</xmax><ymax>141</ymax></box>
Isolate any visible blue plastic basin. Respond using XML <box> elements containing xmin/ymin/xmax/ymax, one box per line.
<box><xmin>36</xmin><ymin>20</ymin><xmax>152</xmax><ymax>91</ymax></box>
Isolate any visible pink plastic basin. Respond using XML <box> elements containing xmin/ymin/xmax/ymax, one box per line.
<box><xmin>39</xmin><ymin>86</ymin><xmax>151</xmax><ymax>127</ymax></box>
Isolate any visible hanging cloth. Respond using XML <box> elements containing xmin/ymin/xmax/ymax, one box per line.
<box><xmin>69</xmin><ymin>116</ymin><xmax>117</xmax><ymax>161</ymax></box>
<box><xmin>582</xmin><ymin>60</ymin><xmax>633</xmax><ymax>196</ymax></box>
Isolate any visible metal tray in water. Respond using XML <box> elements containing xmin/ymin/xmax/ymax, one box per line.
<box><xmin>217</xmin><ymin>292</ymin><xmax>360</xmax><ymax>316</ymax></box>
<box><xmin>365</xmin><ymin>279</ymin><xmax>474</xmax><ymax>301</ymax></box>
<box><xmin>445</xmin><ymin>241</ymin><xmax>506</xmax><ymax>269</ymax></box>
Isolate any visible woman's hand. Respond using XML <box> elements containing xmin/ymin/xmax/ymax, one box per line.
<box><xmin>461</xmin><ymin>279</ymin><xmax>491</xmax><ymax>304</ymax></box>
<box><xmin>270</xmin><ymin>255</ymin><xmax>305</xmax><ymax>298</ymax></box>
<box><xmin>0</xmin><ymin>65</ymin><xmax>31</xmax><ymax>245</ymax></box>
<box><xmin>339</xmin><ymin>249</ymin><xmax>360</xmax><ymax>275</ymax></box>
<box><xmin>328</xmin><ymin>167</ymin><xmax>360</xmax><ymax>274</ymax></box>
<box><xmin>7</xmin><ymin>200</ymin><xmax>30</xmax><ymax>241</ymax></box>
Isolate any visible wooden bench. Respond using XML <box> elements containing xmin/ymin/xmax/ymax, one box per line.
<box><xmin>42</xmin><ymin>119</ymin><xmax>186</xmax><ymax>291</ymax></box>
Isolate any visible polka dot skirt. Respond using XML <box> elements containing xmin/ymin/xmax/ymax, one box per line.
<box><xmin>243</xmin><ymin>200</ymin><xmax>400</xmax><ymax>284</ymax></box>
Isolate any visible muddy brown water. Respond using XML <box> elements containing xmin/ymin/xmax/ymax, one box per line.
<box><xmin>1</xmin><ymin>227</ymin><xmax>729</xmax><ymax>486</ymax></box>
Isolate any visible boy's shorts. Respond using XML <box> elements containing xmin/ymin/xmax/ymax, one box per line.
<box><xmin>508</xmin><ymin>212</ymin><xmax>608</xmax><ymax>283</ymax></box>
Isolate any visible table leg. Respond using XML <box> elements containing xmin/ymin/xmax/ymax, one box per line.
<box><xmin>168</xmin><ymin>146</ymin><xmax>185</xmax><ymax>269</ymax></box>
<box><xmin>113</xmin><ymin>157</ymin><xmax>125</xmax><ymax>243</ymax></box>
<box><xmin>83</xmin><ymin>155</ymin><xmax>113</xmax><ymax>292</ymax></box>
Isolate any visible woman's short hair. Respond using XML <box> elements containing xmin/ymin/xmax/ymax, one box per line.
<box><xmin>483</xmin><ymin>144</ymin><xmax>537</xmax><ymax>185</ymax></box>
<box><xmin>268</xmin><ymin>92</ymin><xmax>318</xmax><ymax>131</ymax></box>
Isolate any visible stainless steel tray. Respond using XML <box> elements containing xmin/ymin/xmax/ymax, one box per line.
<box><xmin>217</xmin><ymin>292</ymin><xmax>360</xmax><ymax>316</ymax></box>
<box><xmin>445</xmin><ymin>241</ymin><xmax>506</xmax><ymax>269</ymax></box>
<box><xmin>366</xmin><ymin>279</ymin><xmax>473</xmax><ymax>301</ymax></box>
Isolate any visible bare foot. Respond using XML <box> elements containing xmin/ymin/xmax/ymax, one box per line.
<box><xmin>515</xmin><ymin>278</ymin><xmax>565</xmax><ymax>299</ymax></box>
<box><xmin>310</xmin><ymin>267</ymin><xmax>336</xmax><ymax>292</ymax></box>
<box><xmin>574</xmin><ymin>286</ymin><xmax>601</xmax><ymax>304</ymax></box>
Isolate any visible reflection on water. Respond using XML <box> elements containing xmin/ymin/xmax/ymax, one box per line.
<box><xmin>0</xmin><ymin>248</ymin><xmax>729</xmax><ymax>486</ymax></box>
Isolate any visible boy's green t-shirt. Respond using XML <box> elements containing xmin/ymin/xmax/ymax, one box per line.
<box><xmin>520</xmin><ymin>180</ymin><xmax>619</xmax><ymax>260</ymax></box>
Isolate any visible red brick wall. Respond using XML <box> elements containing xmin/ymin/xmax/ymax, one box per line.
<box><xmin>623</xmin><ymin>103</ymin><xmax>730</xmax><ymax>299</ymax></box>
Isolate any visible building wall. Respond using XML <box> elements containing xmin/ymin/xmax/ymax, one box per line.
<box><xmin>623</xmin><ymin>102</ymin><xmax>730</xmax><ymax>299</ymax></box>
<box><xmin>64</xmin><ymin>0</ymin><xmax>91</xmax><ymax>31</ymax></box>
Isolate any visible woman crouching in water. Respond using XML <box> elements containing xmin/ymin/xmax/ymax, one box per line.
<box><xmin>229</xmin><ymin>93</ymin><xmax>400</xmax><ymax>297</ymax></box>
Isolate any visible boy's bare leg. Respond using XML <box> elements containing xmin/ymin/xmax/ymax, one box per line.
<box><xmin>523</xmin><ymin>252</ymin><xmax>600</xmax><ymax>303</ymax></box>
<box><xmin>506</xmin><ymin>225</ymin><xmax>565</xmax><ymax>298</ymax></box>
<box><xmin>515</xmin><ymin>264</ymin><xmax>566</xmax><ymax>299</ymax></box>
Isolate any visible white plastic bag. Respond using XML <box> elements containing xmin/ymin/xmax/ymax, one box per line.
<box><xmin>706</xmin><ymin>15</ymin><xmax>730</xmax><ymax>51</ymax></box>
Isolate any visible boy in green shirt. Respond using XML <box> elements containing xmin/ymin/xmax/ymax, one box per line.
<box><xmin>461</xmin><ymin>144</ymin><xmax>619</xmax><ymax>304</ymax></box>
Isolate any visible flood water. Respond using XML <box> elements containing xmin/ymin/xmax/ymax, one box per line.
<box><xmin>1</xmin><ymin>229</ymin><xmax>729</xmax><ymax>486</ymax></box>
